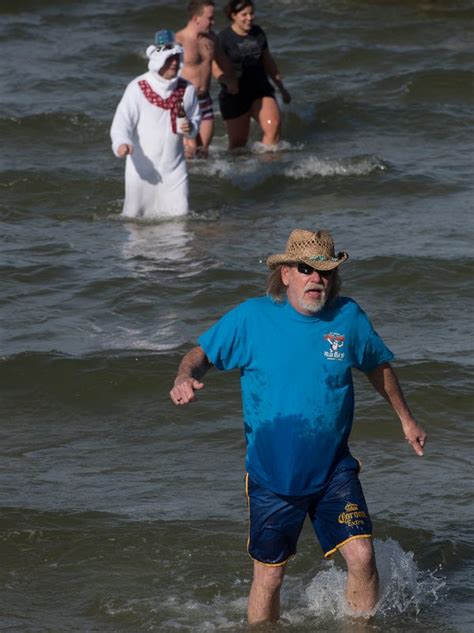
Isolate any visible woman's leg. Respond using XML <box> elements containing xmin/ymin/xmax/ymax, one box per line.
<box><xmin>251</xmin><ymin>96</ymin><xmax>282</xmax><ymax>146</ymax></box>
<box><xmin>224</xmin><ymin>112</ymin><xmax>252</xmax><ymax>150</ymax></box>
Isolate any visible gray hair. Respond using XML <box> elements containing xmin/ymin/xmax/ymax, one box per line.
<box><xmin>266</xmin><ymin>265</ymin><xmax>341</xmax><ymax>305</ymax></box>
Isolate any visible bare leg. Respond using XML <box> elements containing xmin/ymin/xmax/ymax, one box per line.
<box><xmin>247</xmin><ymin>560</ymin><xmax>286</xmax><ymax>625</ymax></box>
<box><xmin>183</xmin><ymin>136</ymin><xmax>197</xmax><ymax>160</ymax></box>
<box><xmin>195</xmin><ymin>118</ymin><xmax>214</xmax><ymax>158</ymax></box>
<box><xmin>339</xmin><ymin>537</ymin><xmax>379</xmax><ymax>614</ymax></box>
<box><xmin>224</xmin><ymin>112</ymin><xmax>251</xmax><ymax>150</ymax></box>
<box><xmin>250</xmin><ymin>96</ymin><xmax>282</xmax><ymax>146</ymax></box>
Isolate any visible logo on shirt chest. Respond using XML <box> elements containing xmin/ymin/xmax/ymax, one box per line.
<box><xmin>324</xmin><ymin>332</ymin><xmax>345</xmax><ymax>361</ymax></box>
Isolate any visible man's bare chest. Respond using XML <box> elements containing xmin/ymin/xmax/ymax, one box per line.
<box><xmin>187</xmin><ymin>37</ymin><xmax>215</xmax><ymax>65</ymax></box>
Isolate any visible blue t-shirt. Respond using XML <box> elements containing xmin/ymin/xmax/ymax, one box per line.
<box><xmin>198</xmin><ymin>296</ymin><xmax>394</xmax><ymax>496</ymax></box>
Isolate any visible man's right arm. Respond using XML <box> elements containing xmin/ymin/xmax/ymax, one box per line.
<box><xmin>169</xmin><ymin>345</ymin><xmax>212</xmax><ymax>405</ymax></box>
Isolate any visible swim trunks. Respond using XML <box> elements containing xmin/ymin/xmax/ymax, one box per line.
<box><xmin>198</xmin><ymin>92</ymin><xmax>214</xmax><ymax>121</ymax></box>
<box><xmin>246</xmin><ymin>453</ymin><xmax>373</xmax><ymax>565</ymax></box>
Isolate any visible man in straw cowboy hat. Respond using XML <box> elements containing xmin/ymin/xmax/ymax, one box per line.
<box><xmin>170</xmin><ymin>228</ymin><xmax>426</xmax><ymax>624</ymax></box>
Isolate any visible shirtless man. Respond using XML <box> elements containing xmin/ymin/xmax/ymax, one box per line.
<box><xmin>176</xmin><ymin>0</ymin><xmax>238</xmax><ymax>158</ymax></box>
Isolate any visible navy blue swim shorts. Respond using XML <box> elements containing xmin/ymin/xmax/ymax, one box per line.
<box><xmin>219</xmin><ymin>80</ymin><xmax>276</xmax><ymax>120</ymax></box>
<box><xmin>245</xmin><ymin>454</ymin><xmax>373</xmax><ymax>566</ymax></box>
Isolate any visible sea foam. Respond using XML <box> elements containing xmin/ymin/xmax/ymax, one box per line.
<box><xmin>302</xmin><ymin>538</ymin><xmax>446</xmax><ymax>621</ymax></box>
<box><xmin>189</xmin><ymin>151</ymin><xmax>387</xmax><ymax>190</ymax></box>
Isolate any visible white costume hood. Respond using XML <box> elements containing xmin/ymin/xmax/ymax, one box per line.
<box><xmin>146</xmin><ymin>44</ymin><xmax>184</xmax><ymax>87</ymax></box>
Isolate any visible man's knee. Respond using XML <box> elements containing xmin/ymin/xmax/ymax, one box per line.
<box><xmin>252</xmin><ymin>561</ymin><xmax>286</xmax><ymax>593</ymax></box>
<box><xmin>339</xmin><ymin>538</ymin><xmax>376</xmax><ymax>575</ymax></box>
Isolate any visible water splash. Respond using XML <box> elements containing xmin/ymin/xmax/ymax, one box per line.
<box><xmin>376</xmin><ymin>538</ymin><xmax>446</xmax><ymax>616</ymax></box>
<box><xmin>190</xmin><ymin>157</ymin><xmax>276</xmax><ymax>189</ymax></box>
<box><xmin>100</xmin><ymin>538</ymin><xmax>445</xmax><ymax>631</ymax></box>
<box><xmin>304</xmin><ymin>538</ymin><xmax>446</xmax><ymax>621</ymax></box>
<box><xmin>189</xmin><ymin>151</ymin><xmax>387</xmax><ymax>190</ymax></box>
<box><xmin>285</xmin><ymin>154</ymin><xmax>387</xmax><ymax>179</ymax></box>
<box><xmin>304</xmin><ymin>564</ymin><xmax>348</xmax><ymax>619</ymax></box>
<box><xmin>250</xmin><ymin>140</ymin><xmax>304</xmax><ymax>154</ymax></box>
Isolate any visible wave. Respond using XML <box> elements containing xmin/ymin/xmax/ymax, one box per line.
<box><xmin>351</xmin><ymin>254</ymin><xmax>473</xmax><ymax>276</ymax></box>
<box><xmin>285</xmin><ymin>154</ymin><xmax>387</xmax><ymax>178</ymax></box>
<box><xmin>0</xmin><ymin>0</ymin><xmax>72</xmax><ymax>14</ymax></box>
<box><xmin>0</xmin><ymin>168</ymin><xmax>122</xmax><ymax>220</ymax></box>
<box><xmin>190</xmin><ymin>151</ymin><xmax>387</xmax><ymax>189</ymax></box>
<box><xmin>371</xmin><ymin>69</ymin><xmax>474</xmax><ymax>104</ymax></box>
<box><xmin>372</xmin><ymin>0</ymin><xmax>474</xmax><ymax>19</ymax></box>
<box><xmin>0</xmin><ymin>112</ymin><xmax>106</xmax><ymax>144</ymax></box>
<box><xmin>1</xmin><ymin>351</ymin><xmax>471</xmax><ymax>395</ymax></box>
<box><xmin>312</xmin><ymin>97</ymin><xmax>471</xmax><ymax>140</ymax></box>
<box><xmin>0</xmin><ymin>350</ymin><xmax>181</xmax><ymax>406</ymax></box>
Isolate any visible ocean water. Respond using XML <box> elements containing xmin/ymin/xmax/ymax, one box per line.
<box><xmin>0</xmin><ymin>0</ymin><xmax>473</xmax><ymax>631</ymax></box>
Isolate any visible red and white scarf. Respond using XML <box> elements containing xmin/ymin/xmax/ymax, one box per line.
<box><xmin>138</xmin><ymin>78</ymin><xmax>187</xmax><ymax>133</ymax></box>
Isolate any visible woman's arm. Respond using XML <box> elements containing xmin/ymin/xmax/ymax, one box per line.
<box><xmin>262</xmin><ymin>48</ymin><xmax>291</xmax><ymax>104</ymax></box>
<box><xmin>213</xmin><ymin>39</ymin><xmax>239</xmax><ymax>93</ymax></box>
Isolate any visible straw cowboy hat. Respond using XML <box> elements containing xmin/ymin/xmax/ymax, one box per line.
<box><xmin>266</xmin><ymin>229</ymin><xmax>349</xmax><ymax>271</ymax></box>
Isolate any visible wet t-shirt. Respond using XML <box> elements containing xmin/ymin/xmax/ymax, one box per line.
<box><xmin>198</xmin><ymin>296</ymin><xmax>394</xmax><ymax>496</ymax></box>
<box><xmin>218</xmin><ymin>24</ymin><xmax>269</xmax><ymax>89</ymax></box>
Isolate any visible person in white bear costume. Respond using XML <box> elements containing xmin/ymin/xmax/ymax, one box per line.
<box><xmin>111</xmin><ymin>30</ymin><xmax>201</xmax><ymax>219</ymax></box>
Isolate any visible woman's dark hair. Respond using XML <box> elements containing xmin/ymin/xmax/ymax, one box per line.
<box><xmin>224</xmin><ymin>0</ymin><xmax>254</xmax><ymax>20</ymax></box>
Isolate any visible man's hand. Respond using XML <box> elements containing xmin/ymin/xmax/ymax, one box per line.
<box><xmin>170</xmin><ymin>346</ymin><xmax>210</xmax><ymax>405</ymax></box>
<box><xmin>170</xmin><ymin>375</ymin><xmax>204</xmax><ymax>405</ymax></box>
<box><xmin>180</xmin><ymin>119</ymin><xmax>192</xmax><ymax>135</ymax></box>
<box><xmin>118</xmin><ymin>143</ymin><xmax>133</xmax><ymax>157</ymax></box>
<box><xmin>402</xmin><ymin>419</ymin><xmax>427</xmax><ymax>456</ymax></box>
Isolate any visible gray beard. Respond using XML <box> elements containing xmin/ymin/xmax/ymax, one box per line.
<box><xmin>299</xmin><ymin>288</ymin><xmax>328</xmax><ymax>314</ymax></box>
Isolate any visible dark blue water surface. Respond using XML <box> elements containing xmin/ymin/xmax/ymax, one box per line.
<box><xmin>0</xmin><ymin>1</ymin><xmax>472</xmax><ymax>631</ymax></box>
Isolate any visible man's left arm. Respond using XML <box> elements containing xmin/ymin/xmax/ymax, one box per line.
<box><xmin>365</xmin><ymin>362</ymin><xmax>427</xmax><ymax>456</ymax></box>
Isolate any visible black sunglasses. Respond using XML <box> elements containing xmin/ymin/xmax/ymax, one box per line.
<box><xmin>155</xmin><ymin>43</ymin><xmax>175</xmax><ymax>52</ymax></box>
<box><xmin>296</xmin><ymin>262</ymin><xmax>334</xmax><ymax>277</ymax></box>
